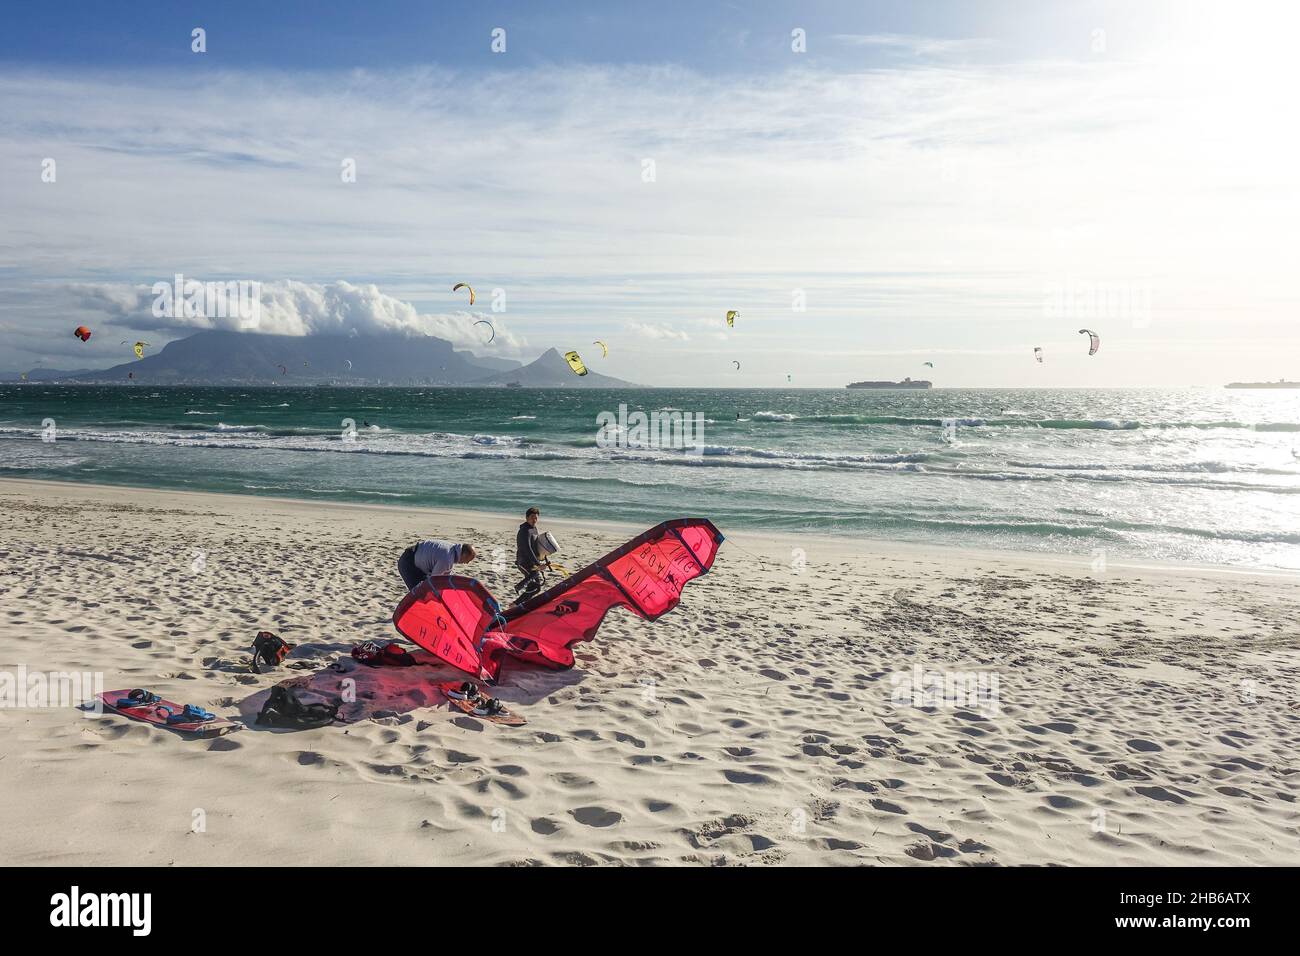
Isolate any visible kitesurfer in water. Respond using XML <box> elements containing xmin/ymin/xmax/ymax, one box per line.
<box><xmin>397</xmin><ymin>538</ymin><xmax>476</xmax><ymax>592</ymax></box>
<box><xmin>514</xmin><ymin>507</ymin><xmax>546</xmax><ymax>603</ymax></box>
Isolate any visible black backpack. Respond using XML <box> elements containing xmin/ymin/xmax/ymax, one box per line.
<box><xmin>256</xmin><ymin>685</ymin><xmax>341</xmax><ymax>729</ymax></box>
<box><xmin>250</xmin><ymin>631</ymin><xmax>294</xmax><ymax>673</ymax></box>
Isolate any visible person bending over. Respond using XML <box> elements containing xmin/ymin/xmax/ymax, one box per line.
<box><xmin>397</xmin><ymin>538</ymin><xmax>476</xmax><ymax>592</ymax></box>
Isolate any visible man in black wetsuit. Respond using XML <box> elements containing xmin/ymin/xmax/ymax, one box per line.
<box><xmin>514</xmin><ymin>507</ymin><xmax>545</xmax><ymax>603</ymax></box>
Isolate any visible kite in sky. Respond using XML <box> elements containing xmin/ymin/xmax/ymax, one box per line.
<box><xmin>564</xmin><ymin>350</ymin><xmax>588</xmax><ymax>376</ymax></box>
<box><xmin>453</xmin><ymin>282</ymin><xmax>475</xmax><ymax>306</ymax></box>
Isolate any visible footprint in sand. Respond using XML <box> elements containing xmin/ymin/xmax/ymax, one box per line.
<box><xmin>824</xmin><ymin>838</ymin><xmax>864</xmax><ymax>851</ymax></box>
<box><xmin>1126</xmin><ymin>738</ymin><xmax>1162</xmax><ymax>752</ymax></box>
<box><xmin>552</xmin><ymin>772</ymin><xmax>596</xmax><ymax>789</ymax></box>
<box><xmin>723</xmin><ymin>769</ymin><xmax>773</xmax><ymax>785</ymax></box>
<box><xmin>905</xmin><ymin>841</ymin><xmax>958</xmax><ymax>861</ymax></box>
<box><xmin>1043</xmin><ymin>794</ymin><xmax>1085</xmax><ymax>809</ymax></box>
<box><xmin>870</xmin><ymin>798</ymin><xmax>907</xmax><ymax>814</ymax></box>
<box><xmin>1215</xmin><ymin>786</ymin><xmax>1255</xmax><ymax>798</ymax></box>
<box><xmin>1135</xmin><ymin>785</ymin><xmax>1186</xmax><ymax>804</ymax></box>
<box><xmin>907</xmin><ymin>822</ymin><xmax>953</xmax><ymax>843</ymax></box>
<box><xmin>570</xmin><ymin>806</ymin><xmax>622</xmax><ymax>828</ymax></box>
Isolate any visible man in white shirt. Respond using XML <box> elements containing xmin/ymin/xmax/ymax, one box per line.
<box><xmin>397</xmin><ymin>538</ymin><xmax>477</xmax><ymax>592</ymax></box>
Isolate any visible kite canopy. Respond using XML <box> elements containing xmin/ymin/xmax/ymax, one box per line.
<box><xmin>1034</xmin><ymin>346</ymin><xmax>1044</xmax><ymax>363</ymax></box>
<box><xmin>474</xmin><ymin>319</ymin><xmax>495</xmax><ymax>343</ymax></box>
<box><xmin>726</xmin><ymin>310</ymin><xmax>738</xmax><ymax>327</ymax></box>
<box><xmin>74</xmin><ymin>326</ymin><xmax>92</xmax><ymax>342</ymax></box>
<box><xmin>1078</xmin><ymin>329</ymin><xmax>1100</xmax><ymax>356</ymax></box>
<box><xmin>564</xmin><ymin>350</ymin><xmax>588</xmax><ymax>376</ymax></box>
<box><xmin>393</xmin><ymin>518</ymin><xmax>724</xmax><ymax>682</ymax></box>
<box><xmin>453</xmin><ymin>282</ymin><xmax>475</xmax><ymax>306</ymax></box>
<box><xmin>593</xmin><ymin>339</ymin><xmax>608</xmax><ymax>358</ymax></box>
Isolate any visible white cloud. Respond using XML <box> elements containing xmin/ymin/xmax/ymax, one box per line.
<box><xmin>625</xmin><ymin>320</ymin><xmax>690</xmax><ymax>342</ymax></box>
<box><xmin>70</xmin><ymin>280</ymin><xmax>527</xmax><ymax>352</ymax></box>
<box><xmin>830</xmin><ymin>33</ymin><xmax>992</xmax><ymax>57</ymax></box>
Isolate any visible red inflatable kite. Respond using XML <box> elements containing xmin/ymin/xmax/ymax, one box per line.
<box><xmin>392</xmin><ymin>518</ymin><xmax>723</xmax><ymax>682</ymax></box>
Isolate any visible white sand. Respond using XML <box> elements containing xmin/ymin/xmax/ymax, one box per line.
<box><xmin>1</xmin><ymin>477</ymin><xmax>1297</xmax><ymax>866</ymax></box>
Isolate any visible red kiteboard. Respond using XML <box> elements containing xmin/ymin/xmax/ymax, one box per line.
<box><xmin>98</xmin><ymin>690</ymin><xmax>241</xmax><ymax>737</ymax></box>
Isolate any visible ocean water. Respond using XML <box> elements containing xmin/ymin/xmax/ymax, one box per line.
<box><xmin>2</xmin><ymin>385</ymin><xmax>1298</xmax><ymax>569</ymax></box>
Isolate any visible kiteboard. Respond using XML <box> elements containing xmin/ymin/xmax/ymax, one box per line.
<box><xmin>98</xmin><ymin>689</ymin><xmax>241</xmax><ymax>737</ymax></box>
<box><xmin>439</xmin><ymin>681</ymin><xmax>526</xmax><ymax>726</ymax></box>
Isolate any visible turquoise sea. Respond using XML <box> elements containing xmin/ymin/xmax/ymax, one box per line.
<box><xmin>2</xmin><ymin>385</ymin><xmax>1298</xmax><ymax>569</ymax></box>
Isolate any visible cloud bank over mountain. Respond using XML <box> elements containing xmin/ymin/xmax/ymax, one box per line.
<box><xmin>70</xmin><ymin>280</ymin><xmax>525</xmax><ymax>352</ymax></box>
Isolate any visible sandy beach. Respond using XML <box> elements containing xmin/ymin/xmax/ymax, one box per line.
<box><xmin>1</xmin><ymin>477</ymin><xmax>1297</xmax><ymax>866</ymax></box>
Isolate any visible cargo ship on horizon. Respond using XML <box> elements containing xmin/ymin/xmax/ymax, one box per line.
<box><xmin>846</xmin><ymin>377</ymin><xmax>932</xmax><ymax>390</ymax></box>
<box><xmin>1224</xmin><ymin>379</ymin><xmax>1300</xmax><ymax>389</ymax></box>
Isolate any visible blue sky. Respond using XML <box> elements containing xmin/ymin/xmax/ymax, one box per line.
<box><xmin>0</xmin><ymin>1</ymin><xmax>1140</xmax><ymax>71</ymax></box>
<box><xmin>2</xmin><ymin>0</ymin><xmax>1297</xmax><ymax>386</ymax></box>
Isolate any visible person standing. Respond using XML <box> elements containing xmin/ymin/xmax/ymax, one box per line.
<box><xmin>514</xmin><ymin>507</ymin><xmax>545</xmax><ymax>602</ymax></box>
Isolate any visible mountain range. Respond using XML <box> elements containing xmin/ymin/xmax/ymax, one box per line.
<box><xmin>4</xmin><ymin>331</ymin><xmax>638</xmax><ymax>387</ymax></box>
